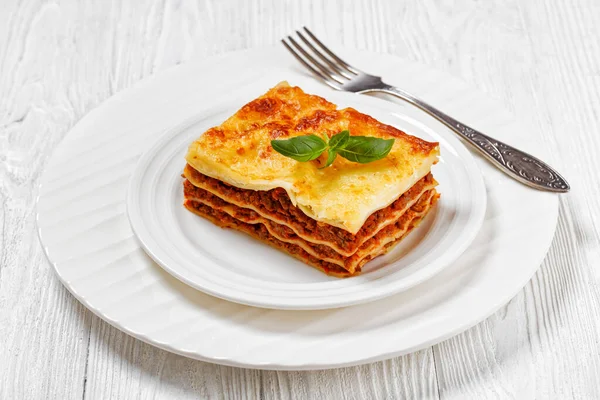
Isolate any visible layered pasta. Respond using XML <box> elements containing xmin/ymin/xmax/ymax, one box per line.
<box><xmin>183</xmin><ymin>82</ymin><xmax>440</xmax><ymax>277</ymax></box>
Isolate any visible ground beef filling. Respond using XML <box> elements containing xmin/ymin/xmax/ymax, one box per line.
<box><xmin>185</xmin><ymin>165</ymin><xmax>434</xmax><ymax>253</ymax></box>
<box><xmin>185</xmin><ymin>200</ymin><xmax>351</xmax><ymax>276</ymax></box>
<box><xmin>185</xmin><ymin>179</ymin><xmax>436</xmax><ymax>266</ymax></box>
<box><xmin>185</xmin><ymin>196</ymin><xmax>434</xmax><ymax>276</ymax></box>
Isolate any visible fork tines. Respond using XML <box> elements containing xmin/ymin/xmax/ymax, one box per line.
<box><xmin>282</xmin><ymin>27</ymin><xmax>359</xmax><ymax>90</ymax></box>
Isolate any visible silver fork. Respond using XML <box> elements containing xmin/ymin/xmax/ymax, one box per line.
<box><xmin>282</xmin><ymin>27</ymin><xmax>570</xmax><ymax>193</ymax></box>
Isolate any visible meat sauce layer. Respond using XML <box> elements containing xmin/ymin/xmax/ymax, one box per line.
<box><xmin>186</xmin><ymin>200</ymin><xmax>434</xmax><ymax>277</ymax></box>
<box><xmin>185</xmin><ymin>200</ymin><xmax>352</xmax><ymax>276</ymax></box>
<box><xmin>184</xmin><ymin>179</ymin><xmax>436</xmax><ymax>269</ymax></box>
<box><xmin>185</xmin><ymin>165</ymin><xmax>435</xmax><ymax>254</ymax></box>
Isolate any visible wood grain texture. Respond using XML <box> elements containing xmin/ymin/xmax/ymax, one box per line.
<box><xmin>1</xmin><ymin>0</ymin><xmax>599</xmax><ymax>399</ymax></box>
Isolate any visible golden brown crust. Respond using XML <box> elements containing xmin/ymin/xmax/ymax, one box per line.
<box><xmin>343</xmin><ymin>108</ymin><xmax>439</xmax><ymax>154</ymax></box>
<box><xmin>225</xmin><ymin>88</ymin><xmax>438</xmax><ymax>154</ymax></box>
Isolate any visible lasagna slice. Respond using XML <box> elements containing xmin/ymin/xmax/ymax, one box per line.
<box><xmin>183</xmin><ymin>82</ymin><xmax>440</xmax><ymax>277</ymax></box>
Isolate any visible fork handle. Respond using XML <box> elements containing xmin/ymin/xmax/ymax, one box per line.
<box><xmin>374</xmin><ymin>85</ymin><xmax>570</xmax><ymax>192</ymax></box>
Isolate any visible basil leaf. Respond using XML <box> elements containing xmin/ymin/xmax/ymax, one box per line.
<box><xmin>337</xmin><ymin>136</ymin><xmax>395</xmax><ymax>163</ymax></box>
<box><xmin>272</xmin><ymin>130</ymin><xmax>395</xmax><ymax>166</ymax></box>
<box><xmin>328</xmin><ymin>130</ymin><xmax>349</xmax><ymax>151</ymax></box>
<box><xmin>271</xmin><ymin>135</ymin><xmax>328</xmax><ymax>162</ymax></box>
<box><xmin>319</xmin><ymin>149</ymin><xmax>338</xmax><ymax>169</ymax></box>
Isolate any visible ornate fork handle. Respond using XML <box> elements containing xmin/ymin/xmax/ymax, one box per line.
<box><xmin>375</xmin><ymin>85</ymin><xmax>570</xmax><ymax>192</ymax></box>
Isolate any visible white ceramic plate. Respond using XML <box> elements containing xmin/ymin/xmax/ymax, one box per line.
<box><xmin>36</xmin><ymin>47</ymin><xmax>558</xmax><ymax>369</ymax></box>
<box><xmin>126</xmin><ymin>86</ymin><xmax>486</xmax><ymax>310</ymax></box>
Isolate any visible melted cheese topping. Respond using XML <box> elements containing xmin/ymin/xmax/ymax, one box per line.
<box><xmin>185</xmin><ymin>82</ymin><xmax>440</xmax><ymax>234</ymax></box>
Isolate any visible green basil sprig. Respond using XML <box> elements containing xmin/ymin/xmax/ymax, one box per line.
<box><xmin>271</xmin><ymin>130</ymin><xmax>394</xmax><ymax>168</ymax></box>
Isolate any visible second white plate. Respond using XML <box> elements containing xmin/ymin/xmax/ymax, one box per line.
<box><xmin>126</xmin><ymin>80</ymin><xmax>486</xmax><ymax>310</ymax></box>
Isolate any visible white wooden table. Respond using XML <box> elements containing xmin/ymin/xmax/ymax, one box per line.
<box><xmin>2</xmin><ymin>1</ymin><xmax>599</xmax><ymax>398</ymax></box>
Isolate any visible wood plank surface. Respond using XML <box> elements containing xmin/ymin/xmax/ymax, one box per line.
<box><xmin>1</xmin><ymin>0</ymin><xmax>598</xmax><ymax>399</ymax></box>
